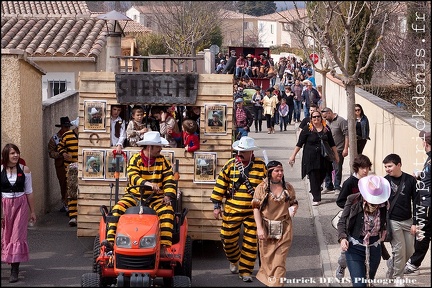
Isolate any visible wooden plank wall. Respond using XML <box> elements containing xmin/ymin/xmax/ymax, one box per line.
<box><xmin>77</xmin><ymin>71</ymin><xmax>233</xmax><ymax>241</ymax></box>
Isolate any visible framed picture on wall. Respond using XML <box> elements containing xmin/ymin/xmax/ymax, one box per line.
<box><xmin>204</xmin><ymin>104</ymin><xmax>227</xmax><ymax>135</ymax></box>
<box><xmin>193</xmin><ymin>152</ymin><xmax>217</xmax><ymax>183</ymax></box>
<box><xmin>161</xmin><ymin>150</ymin><xmax>175</xmax><ymax>166</ymax></box>
<box><xmin>82</xmin><ymin>149</ymin><xmax>105</xmax><ymax>180</ymax></box>
<box><xmin>84</xmin><ymin>100</ymin><xmax>106</xmax><ymax>131</ymax></box>
<box><xmin>104</xmin><ymin>150</ymin><xmax>128</xmax><ymax>181</ymax></box>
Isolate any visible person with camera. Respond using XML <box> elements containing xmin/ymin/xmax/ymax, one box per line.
<box><xmin>210</xmin><ymin>136</ymin><xmax>267</xmax><ymax>282</ymax></box>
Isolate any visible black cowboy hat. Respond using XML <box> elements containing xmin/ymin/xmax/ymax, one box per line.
<box><xmin>55</xmin><ymin>116</ymin><xmax>71</xmax><ymax>127</ymax></box>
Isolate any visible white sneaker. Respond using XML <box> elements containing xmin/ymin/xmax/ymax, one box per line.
<box><xmin>312</xmin><ymin>201</ymin><xmax>320</xmax><ymax>206</ymax></box>
<box><xmin>404</xmin><ymin>261</ymin><xmax>419</xmax><ymax>275</ymax></box>
<box><xmin>229</xmin><ymin>262</ymin><xmax>238</xmax><ymax>274</ymax></box>
<box><xmin>322</xmin><ymin>188</ymin><xmax>334</xmax><ymax>194</ymax></box>
<box><xmin>68</xmin><ymin>217</ymin><xmax>77</xmax><ymax>227</ymax></box>
<box><xmin>239</xmin><ymin>275</ymin><xmax>253</xmax><ymax>282</ymax></box>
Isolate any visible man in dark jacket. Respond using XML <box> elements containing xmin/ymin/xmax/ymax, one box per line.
<box><xmin>404</xmin><ymin>131</ymin><xmax>431</xmax><ymax>275</ymax></box>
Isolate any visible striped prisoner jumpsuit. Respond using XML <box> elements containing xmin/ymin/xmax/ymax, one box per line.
<box><xmin>106</xmin><ymin>152</ymin><xmax>176</xmax><ymax>246</ymax></box>
<box><xmin>56</xmin><ymin>129</ymin><xmax>78</xmax><ymax>219</ymax></box>
<box><xmin>211</xmin><ymin>156</ymin><xmax>267</xmax><ymax>276</ymax></box>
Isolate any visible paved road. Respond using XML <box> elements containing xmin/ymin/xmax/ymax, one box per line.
<box><xmin>2</xmin><ymin>122</ymin><xmax>430</xmax><ymax>287</ymax></box>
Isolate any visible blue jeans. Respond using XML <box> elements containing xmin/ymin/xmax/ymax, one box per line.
<box><xmin>270</xmin><ymin>77</ymin><xmax>276</xmax><ymax>88</ymax></box>
<box><xmin>303</xmin><ymin>103</ymin><xmax>310</xmax><ymax>118</ymax></box>
<box><xmin>235</xmin><ymin>67</ymin><xmax>245</xmax><ymax>78</ymax></box>
<box><xmin>293</xmin><ymin>100</ymin><xmax>301</xmax><ymax>121</ymax></box>
<box><xmin>235</xmin><ymin>127</ymin><xmax>249</xmax><ymax>139</ymax></box>
<box><xmin>346</xmin><ymin>236</ymin><xmax>381</xmax><ymax>287</ymax></box>
<box><xmin>279</xmin><ymin>115</ymin><xmax>288</xmax><ymax>130</ymax></box>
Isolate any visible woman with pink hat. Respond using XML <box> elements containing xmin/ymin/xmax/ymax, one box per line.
<box><xmin>337</xmin><ymin>175</ymin><xmax>391</xmax><ymax>287</ymax></box>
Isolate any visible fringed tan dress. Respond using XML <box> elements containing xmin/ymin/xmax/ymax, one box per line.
<box><xmin>253</xmin><ymin>180</ymin><xmax>297</xmax><ymax>287</ymax></box>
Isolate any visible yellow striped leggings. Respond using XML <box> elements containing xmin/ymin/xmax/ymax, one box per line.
<box><xmin>106</xmin><ymin>194</ymin><xmax>175</xmax><ymax>246</ymax></box>
<box><xmin>221</xmin><ymin>205</ymin><xmax>258</xmax><ymax>276</ymax></box>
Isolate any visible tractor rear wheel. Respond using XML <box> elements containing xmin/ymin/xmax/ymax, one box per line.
<box><xmin>175</xmin><ymin>236</ymin><xmax>192</xmax><ymax>279</ymax></box>
<box><xmin>92</xmin><ymin>235</ymin><xmax>101</xmax><ymax>273</ymax></box>
<box><xmin>173</xmin><ymin>275</ymin><xmax>191</xmax><ymax>287</ymax></box>
<box><xmin>81</xmin><ymin>272</ymin><xmax>100</xmax><ymax>287</ymax></box>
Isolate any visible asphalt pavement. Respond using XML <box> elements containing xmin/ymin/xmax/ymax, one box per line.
<box><xmin>2</xmin><ymin>120</ymin><xmax>430</xmax><ymax>287</ymax></box>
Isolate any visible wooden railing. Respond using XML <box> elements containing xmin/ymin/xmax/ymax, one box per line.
<box><xmin>113</xmin><ymin>55</ymin><xmax>205</xmax><ymax>73</ymax></box>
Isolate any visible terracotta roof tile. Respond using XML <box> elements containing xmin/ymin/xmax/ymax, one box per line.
<box><xmin>1</xmin><ymin>15</ymin><xmax>107</xmax><ymax>57</ymax></box>
<box><xmin>1</xmin><ymin>1</ymin><xmax>91</xmax><ymax>16</ymax></box>
<box><xmin>121</xmin><ymin>20</ymin><xmax>151</xmax><ymax>34</ymax></box>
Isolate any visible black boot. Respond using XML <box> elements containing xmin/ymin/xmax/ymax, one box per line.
<box><xmin>10</xmin><ymin>262</ymin><xmax>19</xmax><ymax>283</ymax></box>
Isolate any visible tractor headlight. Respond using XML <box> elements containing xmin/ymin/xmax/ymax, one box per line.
<box><xmin>116</xmin><ymin>234</ymin><xmax>131</xmax><ymax>248</ymax></box>
<box><xmin>139</xmin><ymin>235</ymin><xmax>157</xmax><ymax>248</ymax></box>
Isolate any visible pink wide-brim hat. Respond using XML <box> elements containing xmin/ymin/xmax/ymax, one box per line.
<box><xmin>358</xmin><ymin>175</ymin><xmax>391</xmax><ymax>204</ymax></box>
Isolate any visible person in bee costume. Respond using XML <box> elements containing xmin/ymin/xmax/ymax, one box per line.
<box><xmin>105</xmin><ymin>131</ymin><xmax>176</xmax><ymax>254</ymax></box>
<box><xmin>210</xmin><ymin>136</ymin><xmax>267</xmax><ymax>282</ymax></box>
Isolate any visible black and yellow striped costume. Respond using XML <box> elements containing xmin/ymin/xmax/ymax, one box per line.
<box><xmin>56</xmin><ymin>129</ymin><xmax>78</xmax><ymax>219</ymax></box>
<box><xmin>106</xmin><ymin>153</ymin><xmax>176</xmax><ymax>246</ymax></box>
<box><xmin>211</xmin><ymin>156</ymin><xmax>267</xmax><ymax>277</ymax></box>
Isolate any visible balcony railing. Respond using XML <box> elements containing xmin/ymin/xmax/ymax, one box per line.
<box><xmin>113</xmin><ymin>55</ymin><xmax>205</xmax><ymax>73</ymax></box>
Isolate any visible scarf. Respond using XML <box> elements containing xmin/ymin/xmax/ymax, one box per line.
<box><xmin>362</xmin><ymin>202</ymin><xmax>385</xmax><ymax>246</ymax></box>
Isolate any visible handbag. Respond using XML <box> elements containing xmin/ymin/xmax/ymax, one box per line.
<box><xmin>318</xmin><ymin>132</ymin><xmax>335</xmax><ymax>162</ymax></box>
<box><xmin>263</xmin><ymin>218</ymin><xmax>283</xmax><ymax>240</ymax></box>
<box><xmin>384</xmin><ymin>173</ymin><xmax>406</xmax><ymax>242</ymax></box>
<box><xmin>331</xmin><ymin>210</ymin><xmax>343</xmax><ymax>230</ymax></box>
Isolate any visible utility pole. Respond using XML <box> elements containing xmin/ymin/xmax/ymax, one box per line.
<box><xmin>241</xmin><ymin>1</ymin><xmax>245</xmax><ymax>46</ymax></box>
<box><xmin>242</xmin><ymin>12</ymin><xmax>245</xmax><ymax>46</ymax></box>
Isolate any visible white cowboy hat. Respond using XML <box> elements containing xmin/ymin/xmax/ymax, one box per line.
<box><xmin>89</xmin><ymin>107</ymin><xmax>99</xmax><ymax>115</ymax></box>
<box><xmin>136</xmin><ymin>131</ymin><xmax>169</xmax><ymax>146</ymax></box>
<box><xmin>70</xmin><ymin>117</ymin><xmax>79</xmax><ymax>127</ymax></box>
<box><xmin>358</xmin><ymin>175</ymin><xmax>391</xmax><ymax>205</ymax></box>
<box><xmin>197</xmin><ymin>159</ymin><xmax>209</xmax><ymax>166</ymax></box>
<box><xmin>303</xmin><ymin>79</ymin><xmax>313</xmax><ymax>86</ymax></box>
<box><xmin>232</xmin><ymin>136</ymin><xmax>259</xmax><ymax>151</ymax></box>
<box><xmin>87</xmin><ymin>156</ymin><xmax>98</xmax><ymax>165</ymax></box>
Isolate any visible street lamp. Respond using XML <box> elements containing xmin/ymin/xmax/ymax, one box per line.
<box><xmin>97</xmin><ymin>10</ymin><xmax>132</xmax><ymax>72</ymax></box>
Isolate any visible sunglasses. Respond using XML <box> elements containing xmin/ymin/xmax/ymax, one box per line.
<box><xmin>311</xmin><ymin>115</ymin><xmax>321</xmax><ymax>119</ymax></box>
<box><xmin>355</xmin><ymin>109</ymin><xmax>361</xmax><ymax>112</ymax></box>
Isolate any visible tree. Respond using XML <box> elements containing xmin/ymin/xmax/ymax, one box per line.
<box><xmin>146</xmin><ymin>1</ymin><xmax>230</xmax><ymax>57</ymax></box>
<box><xmin>238</xmin><ymin>1</ymin><xmax>277</xmax><ymax>17</ymax></box>
<box><xmin>375</xmin><ymin>3</ymin><xmax>431</xmax><ymax>90</ymax></box>
<box><xmin>293</xmin><ymin>1</ymin><xmax>395</xmax><ymax>171</ymax></box>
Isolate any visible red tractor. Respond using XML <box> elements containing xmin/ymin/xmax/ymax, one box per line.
<box><xmin>81</xmin><ymin>159</ymin><xmax>192</xmax><ymax>287</ymax></box>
